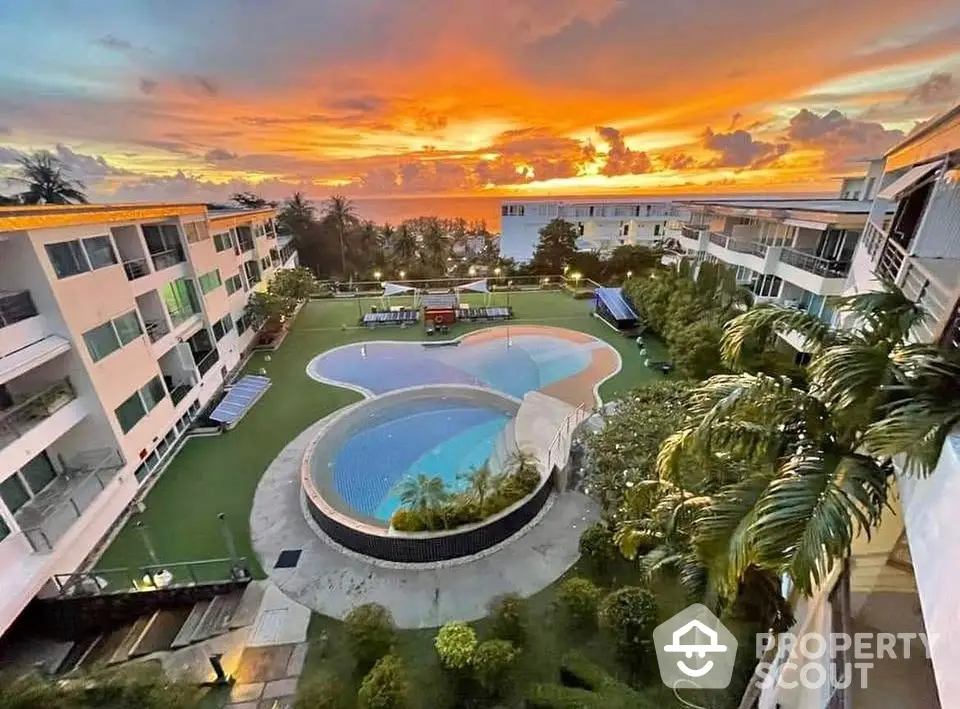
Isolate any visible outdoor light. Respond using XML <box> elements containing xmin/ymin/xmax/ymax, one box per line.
<box><xmin>374</xmin><ymin>270</ymin><xmax>382</xmax><ymax>280</ymax></box>
<box><xmin>543</xmin><ymin>277</ymin><xmax>549</xmax><ymax>284</ymax></box>
<box><xmin>494</xmin><ymin>267</ymin><xmax>501</xmax><ymax>276</ymax></box>
<box><xmin>468</xmin><ymin>266</ymin><xmax>476</xmax><ymax>276</ymax></box>
<box><xmin>627</xmin><ymin>270</ymin><xmax>633</xmax><ymax>278</ymax></box>
<box><xmin>399</xmin><ymin>270</ymin><xmax>406</xmax><ymax>279</ymax></box>
<box><xmin>563</xmin><ymin>265</ymin><xmax>570</xmax><ymax>274</ymax></box>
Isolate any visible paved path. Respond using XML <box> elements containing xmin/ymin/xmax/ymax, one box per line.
<box><xmin>250</xmin><ymin>418</ymin><xmax>598</xmax><ymax>629</ymax></box>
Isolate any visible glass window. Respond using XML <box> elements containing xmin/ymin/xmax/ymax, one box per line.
<box><xmin>20</xmin><ymin>453</ymin><xmax>56</xmax><ymax>495</ymax></box>
<box><xmin>46</xmin><ymin>240</ymin><xmax>90</xmax><ymax>278</ymax></box>
<box><xmin>213</xmin><ymin>232</ymin><xmax>232</xmax><ymax>252</ymax></box>
<box><xmin>164</xmin><ymin>429</ymin><xmax>176</xmax><ymax>448</ymax></box>
<box><xmin>82</xmin><ymin>236</ymin><xmax>118</xmax><ymax>270</ymax></box>
<box><xmin>235</xmin><ymin>314</ymin><xmax>247</xmax><ymax>335</ymax></box>
<box><xmin>114</xmin><ymin>311</ymin><xmax>143</xmax><ymax>345</ymax></box>
<box><xmin>83</xmin><ymin>321</ymin><xmax>121</xmax><ymax>362</ymax></box>
<box><xmin>161</xmin><ymin>278</ymin><xmax>201</xmax><ymax>324</ymax></box>
<box><xmin>140</xmin><ymin>376</ymin><xmax>166</xmax><ymax>412</ymax></box>
<box><xmin>156</xmin><ymin>437</ymin><xmax>169</xmax><ymax>459</ymax></box>
<box><xmin>134</xmin><ymin>464</ymin><xmax>148</xmax><ymax>482</ymax></box>
<box><xmin>199</xmin><ymin>269</ymin><xmax>222</xmax><ymax>294</ymax></box>
<box><xmin>183</xmin><ymin>222</ymin><xmax>206</xmax><ymax>243</ymax></box>
<box><xmin>145</xmin><ymin>450</ymin><xmax>159</xmax><ymax>471</ymax></box>
<box><xmin>225</xmin><ymin>273</ymin><xmax>241</xmax><ymax>295</ymax></box>
<box><xmin>115</xmin><ymin>391</ymin><xmax>147</xmax><ymax>433</ymax></box>
<box><xmin>0</xmin><ymin>513</ymin><xmax>9</xmax><ymax>542</ymax></box>
<box><xmin>0</xmin><ymin>474</ymin><xmax>30</xmax><ymax>514</ymax></box>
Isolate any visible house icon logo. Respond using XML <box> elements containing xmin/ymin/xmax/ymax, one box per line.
<box><xmin>653</xmin><ymin>604</ymin><xmax>738</xmax><ymax>689</ymax></box>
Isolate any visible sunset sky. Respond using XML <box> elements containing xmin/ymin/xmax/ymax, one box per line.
<box><xmin>0</xmin><ymin>0</ymin><xmax>958</xmax><ymax>204</ymax></box>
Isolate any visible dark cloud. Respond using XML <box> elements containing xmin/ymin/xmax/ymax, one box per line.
<box><xmin>53</xmin><ymin>144</ymin><xmax>129</xmax><ymax>176</ymax></box>
<box><xmin>133</xmin><ymin>138</ymin><xmax>194</xmax><ymax>153</ymax></box>
<box><xmin>138</xmin><ymin>78</ymin><xmax>158</xmax><ymax>95</ymax></box>
<box><xmin>185</xmin><ymin>76</ymin><xmax>219</xmax><ymax>97</ymax></box>
<box><xmin>658</xmin><ymin>151</ymin><xmax>696</xmax><ymax>170</ymax></box>
<box><xmin>702</xmin><ymin>127</ymin><xmax>789</xmax><ymax>168</ymax></box>
<box><xmin>414</xmin><ymin>109</ymin><xmax>448</xmax><ymax>132</ymax></box>
<box><xmin>596</xmin><ymin>126</ymin><xmax>653</xmax><ymax>176</ymax></box>
<box><xmin>95</xmin><ymin>34</ymin><xmax>133</xmax><ymax>51</ymax></box>
<box><xmin>786</xmin><ymin>108</ymin><xmax>903</xmax><ymax>167</ymax></box>
<box><xmin>327</xmin><ymin>95</ymin><xmax>387</xmax><ymax>114</ymax></box>
<box><xmin>204</xmin><ymin>147</ymin><xmax>237</xmax><ymax>161</ymax></box>
<box><xmin>905</xmin><ymin>72</ymin><xmax>957</xmax><ymax>105</ymax></box>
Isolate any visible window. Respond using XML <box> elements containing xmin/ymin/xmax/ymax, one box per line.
<box><xmin>134</xmin><ymin>463</ymin><xmax>149</xmax><ymax>482</ymax></box>
<box><xmin>83</xmin><ymin>321</ymin><xmax>121</xmax><ymax>362</ymax></box>
<box><xmin>243</xmin><ymin>260</ymin><xmax>261</xmax><ymax>285</ymax></box>
<box><xmin>82</xmin><ymin>236</ymin><xmax>118</xmax><ymax>269</ymax></box>
<box><xmin>140</xmin><ymin>376</ymin><xmax>166</xmax><ymax>412</ymax></box>
<box><xmin>161</xmin><ymin>278</ymin><xmax>201</xmax><ymax>325</ymax></box>
<box><xmin>20</xmin><ymin>453</ymin><xmax>56</xmax><ymax>494</ymax></box>
<box><xmin>113</xmin><ymin>311</ymin><xmax>143</xmax><ymax>345</ymax></box>
<box><xmin>261</xmin><ymin>257</ymin><xmax>270</xmax><ymax>272</ymax></box>
<box><xmin>235</xmin><ymin>313</ymin><xmax>247</xmax><ymax>335</ymax></box>
<box><xmin>46</xmin><ymin>240</ymin><xmax>90</xmax><ymax>278</ymax></box>
<box><xmin>213</xmin><ymin>231</ymin><xmax>233</xmax><ymax>252</ymax></box>
<box><xmin>0</xmin><ymin>475</ymin><xmax>29</xmax><ymax>515</ymax></box>
<box><xmin>145</xmin><ymin>450</ymin><xmax>159</xmax><ymax>471</ymax></box>
<box><xmin>199</xmin><ymin>269</ymin><xmax>222</xmax><ymax>294</ymax></box>
<box><xmin>0</xmin><ymin>513</ymin><xmax>9</xmax><ymax>542</ymax></box>
<box><xmin>115</xmin><ymin>391</ymin><xmax>147</xmax><ymax>433</ymax></box>
<box><xmin>225</xmin><ymin>273</ymin><xmax>243</xmax><ymax>295</ymax></box>
<box><xmin>212</xmin><ymin>314</ymin><xmax>234</xmax><ymax>341</ymax></box>
<box><xmin>183</xmin><ymin>222</ymin><xmax>206</xmax><ymax>244</ymax></box>
<box><xmin>653</xmin><ymin>224</ymin><xmax>661</xmax><ymax>237</ymax></box>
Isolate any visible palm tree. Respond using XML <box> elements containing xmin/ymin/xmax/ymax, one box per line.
<box><xmin>379</xmin><ymin>223</ymin><xmax>395</xmax><ymax>258</ymax></box>
<box><xmin>421</xmin><ymin>218</ymin><xmax>449</xmax><ymax>273</ymax></box>
<box><xmin>278</xmin><ymin>192</ymin><xmax>315</xmax><ymax>235</ymax></box>
<box><xmin>13</xmin><ymin>151</ymin><xmax>88</xmax><ymax>204</ymax></box>
<box><xmin>394</xmin><ymin>473</ymin><xmax>448</xmax><ymax>514</ymax></box>
<box><xmin>322</xmin><ymin>194</ymin><xmax>357</xmax><ymax>277</ymax></box>
<box><xmin>463</xmin><ymin>464</ymin><xmax>496</xmax><ymax>511</ymax></box>
<box><xmin>393</xmin><ymin>224</ymin><xmax>417</xmax><ymax>267</ymax></box>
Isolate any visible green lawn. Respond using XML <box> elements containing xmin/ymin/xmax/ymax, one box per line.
<box><xmin>95</xmin><ymin>291</ymin><xmax>672</xmax><ymax>573</ymax></box>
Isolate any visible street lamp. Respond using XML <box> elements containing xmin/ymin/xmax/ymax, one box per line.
<box><xmin>468</xmin><ymin>266</ymin><xmax>476</xmax><ymax>277</ymax></box>
<box><xmin>399</xmin><ymin>270</ymin><xmax>406</xmax><ymax>280</ymax></box>
<box><xmin>626</xmin><ymin>270</ymin><xmax>633</xmax><ymax>279</ymax></box>
<box><xmin>374</xmin><ymin>270</ymin><xmax>382</xmax><ymax>281</ymax></box>
<box><xmin>493</xmin><ymin>267</ymin><xmax>501</xmax><ymax>276</ymax></box>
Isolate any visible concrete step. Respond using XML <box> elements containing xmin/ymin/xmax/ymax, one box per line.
<box><xmin>229</xmin><ymin>581</ymin><xmax>265</xmax><ymax>630</ymax></box>
<box><xmin>83</xmin><ymin>625</ymin><xmax>133</xmax><ymax>669</ymax></box>
<box><xmin>170</xmin><ymin>600</ymin><xmax>211</xmax><ymax>649</ymax></box>
<box><xmin>59</xmin><ymin>636</ymin><xmax>98</xmax><ymax>674</ymax></box>
<box><xmin>129</xmin><ymin>608</ymin><xmax>192</xmax><ymax>658</ymax></box>
<box><xmin>193</xmin><ymin>591</ymin><xmax>243</xmax><ymax>641</ymax></box>
<box><xmin>107</xmin><ymin>616</ymin><xmax>152</xmax><ymax>665</ymax></box>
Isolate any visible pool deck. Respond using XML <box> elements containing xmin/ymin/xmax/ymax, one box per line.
<box><xmin>251</xmin><ymin>414</ymin><xmax>599</xmax><ymax>628</ymax></box>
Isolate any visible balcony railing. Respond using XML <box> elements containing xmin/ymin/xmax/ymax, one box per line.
<box><xmin>779</xmin><ymin>248</ymin><xmax>851</xmax><ymax>278</ymax></box>
<box><xmin>0</xmin><ymin>378</ymin><xmax>77</xmax><ymax>452</ymax></box>
<box><xmin>729</xmin><ymin>239</ymin><xmax>768</xmax><ymax>257</ymax></box>
<box><xmin>149</xmin><ymin>246</ymin><xmax>186</xmax><ymax>271</ymax></box>
<box><xmin>0</xmin><ymin>290</ymin><xmax>40</xmax><ymax>329</ymax></box>
<box><xmin>680</xmin><ymin>225</ymin><xmax>704</xmax><ymax>242</ymax></box>
<box><xmin>19</xmin><ymin>449</ymin><xmax>124</xmax><ymax>553</ymax></box>
<box><xmin>144</xmin><ymin>319</ymin><xmax>169</xmax><ymax>343</ymax></box>
<box><xmin>194</xmin><ymin>349</ymin><xmax>220</xmax><ymax>376</ymax></box>
<box><xmin>168</xmin><ymin>309</ymin><xmax>199</xmax><ymax>329</ymax></box>
<box><xmin>237</xmin><ymin>236</ymin><xmax>255</xmax><ymax>253</ymax></box>
<box><xmin>877</xmin><ymin>239</ymin><xmax>906</xmax><ymax>282</ymax></box>
<box><xmin>169</xmin><ymin>381</ymin><xmax>194</xmax><ymax>405</ymax></box>
<box><xmin>122</xmin><ymin>258</ymin><xmax>150</xmax><ymax>281</ymax></box>
<box><xmin>709</xmin><ymin>232</ymin><xmax>730</xmax><ymax>248</ymax></box>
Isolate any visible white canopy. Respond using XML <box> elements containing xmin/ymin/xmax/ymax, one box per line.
<box><xmin>456</xmin><ymin>278</ymin><xmax>489</xmax><ymax>294</ymax></box>
<box><xmin>382</xmin><ymin>282</ymin><xmax>416</xmax><ymax>297</ymax></box>
<box><xmin>877</xmin><ymin>161</ymin><xmax>942</xmax><ymax>201</ymax></box>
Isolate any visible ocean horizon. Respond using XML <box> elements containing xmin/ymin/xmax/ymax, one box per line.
<box><xmin>349</xmin><ymin>191</ymin><xmax>831</xmax><ymax>232</ymax></box>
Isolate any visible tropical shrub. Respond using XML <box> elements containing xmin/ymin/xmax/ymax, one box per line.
<box><xmin>357</xmin><ymin>655</ymin><xmax>410</xmax><ymax>709</ymax></box>
<box><xmin>344</xmin><ymin>603</ymin><xmax>396</xmax><ymax>670</ymax></box>
<box><xmin>578</xmin><ymin>523</ymin><xmax>618</xmax><ymax>573</ymax></box>
<box><xmin>435</xmin><ymin>621</ymin><xmax>479</xmax><ymax>670</ymax></box>
<box><xmin>472</xmin><ymin>640</ymin><xmax>520</xmax><ymax>696</ymax></box>
<box><xmin>294</xmin><ymin>672</ymin><xmax>345</xmax><ymax>709</ymax></box>
<box><xmin>557</xmin><ymin>577</ymin><xmax>602</xmax><ymax>628</ymax></box>
<box><xmin>599</xmin><ymin>587</ymin><xmax>659</xmax><ymax>671</ymax></box>
<box><xmin>488</xmin><ymin>593</ymin><xmax>528</xmax><ymax>647</ymax></box>
<box><xmin>526</xmin><ymin>652</ymin><xmax>650</xmax><ymax>709</ymax></box>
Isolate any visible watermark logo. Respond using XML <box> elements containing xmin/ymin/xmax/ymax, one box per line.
<box><xmin>653</xmin><ymin>603</ymin><xmax>739</xmax><ymax>690</ymax></box>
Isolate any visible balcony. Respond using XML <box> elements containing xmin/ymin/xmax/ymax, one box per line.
<box><xmin>194</xmin><ymin>349</ymin><xmax>220</xmax><ymax>377</ymax></box>
<box><xmin>143</xmin><ymin>318</ymin><xmax>170</xmax><ymax>343</ymax></box>
<box><xmin>708</xmin><ymin>232</ymin><xmax>730</xmax><ymax>248</ymax></box>
<box><xmin>728</xmin><ymin>239</ymin><xmax>768</xmax><ymax>257</ymax></box>
<box><xmin>0</xmin><ymin>378</ymin><xmax>77</xmax><ymax>452</ymax></box>
<box><xmin>169</xmin><ymin>382</ymin><xmax>194</xmax><ymax>406</ymax></box>
<box><xmin>17</xmin><ymin>449</ymin><xmax>124</xmax><ymax>553</ymax></box>
<box><xmin>779</xmin><ymin>248</ymin><xmax>850</xmax><ymax>278</ymax></box>
<box><xmin>122</xmin><ymin>257</ymin><xmax>149</xmax><ymax>281</ymax></box>
<box><xmin>149</xmin><ymin>246</ymin><xmax>186</xmax><ymax>272</ymax></box>
<box><xmin>0</xmin><ymin>290</ymin><xmax>39</xmax><ymax>329</ymax></box>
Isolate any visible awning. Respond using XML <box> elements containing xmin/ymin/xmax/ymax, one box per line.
<box><xmin>382</xmin><ymin>282</ymin><xmax>415</xmax><ymax>297</ymax></box>
<box><xmin>877</xmin><ymin>162</ymin><xmax>942</xmax><ymax>201</ymax></box>
<box><xmin>455</xmin><ymin>278</ymin><xmax>488</xmax><ymax>294</ymax></box>
<box><xmin>0</xmin><ymin>335</ymin><xmax>70</xmax><ymax>386</ymax></box>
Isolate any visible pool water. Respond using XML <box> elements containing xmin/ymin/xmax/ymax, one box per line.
<box><xmin>310</xmin><ymin>333</ymin><xmax>603</xmax><ymax>399</ymax></box>
<box><xmin>332</xmin><ymin>398</ymin><xmax>511</xmax><ymax>522</ymax></box>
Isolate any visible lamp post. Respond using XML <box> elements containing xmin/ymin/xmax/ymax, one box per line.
<box><xmin>399</xmin><ymin>270</ymin><xmax>406</xmax><ymax>280</ymax></box>
<box><xmin>626</xmin><ymin>270</ymin><xmax>633</xmax><ymax>279</ymax></box>
<box><xmin>374</xmin><ymin>270</ymin><xmax>381</xmax><ymax>282</ymax></box>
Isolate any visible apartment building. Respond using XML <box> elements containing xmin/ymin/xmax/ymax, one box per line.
<box><xmin>0</xmin><ymin>202</ymin><xmax>294</xmax><ymax>638</ymax></box>
<box><xmin>750</xmin><ymin>105</ymin><xmax>960</xmax><ymax>709</ymax></box>
<box><xmin>499</xmin><ymin>198</ymin><xmax>680</xmax><ymax>262</ymax></box>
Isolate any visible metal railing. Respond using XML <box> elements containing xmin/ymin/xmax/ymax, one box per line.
<box><xmin>877</xmin><ymin>239</ymin><xmax>906</xmax><ymax>282</ymax></box>
<box><xmin>900</xmin><ymin>261</ymin><xmax>952</xmax><ymax>342</ymax></box>
<box><xmin>144</xmin><ymin>319</ymin><xmax>169</xmax><ymax>343</ymax></box>
<box><xmin>169</xmin><ymin>381</ymin><xmax>195</xmax><ymax>405</ymax></box>
<box><xmin>149</xmin><ymin>246</ymin><xmax>186</xmax><ymax>271</ymax></box>
<box><xmin>680</xmin><ymin>225</ymin><xmax>704</xmax><ymax>242</ymax></box>
<box><xmin>729</xmin><ymin>239</ymin><xmax>768</xmax><ymax>257</ymax></box>
<box><xmin>0</xmin><ymin>378</ymin><xmax>77</xmax><ymax>451</ymax></box>
<box><xmin>779</xmin><ymin>248</ymin><xmax>851</xmax><ymax>278</ymax></box>
<box><xmin>122</xmin><ymin>258</ymin><xmax>149</xmax><ymax>281</ymax></box>
<box><xmin>0</xmin><ymin>289</ymin><xmax>39</xmax><ymax>328</ymax></box>
<box><xmin>862</xmin><ymin>221</ymin><xmax>886</xmax><ymax>262</ymax></box>
<box><xmin>708</xmin><ymin>232</ymin><xmax>730</xmax><ymax>248</ymax></box>
<box><xmin>195</xmin><ymin>349</ymin><xmax>220</xmax><ymax>376</ymax></box>
<box><xmin>868</xmin><ymin>196</ymin><xmax>894</xmax><ymax>233</ymax></box>
<box><xmin>20</xmin><ymin>449</ymin><xmax>124</xmax><ymax>553</ymax></box>
<box><xmin>168</xmin><ymin>309</ymin><xmax>199</xmax><ymax>329</ymax></box>
<box><xmin>544</xmin><ymin>404</ymin><xmax>590</xmax><ymax>473</ymax></box>
<box><xmin>54</xmin><ymin>557</ymin><xmax>251</xmax><ymax>596</ymax></box>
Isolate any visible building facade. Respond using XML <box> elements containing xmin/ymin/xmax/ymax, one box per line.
<box><xmin>499</xmin><ymin>198</ymin><xmax>680</xmax><ymax>262</ymax></box>
<box><xmin>0</xmin><ymin>202</ymin><xmax>298</xmax><ymax>638</ymax></box>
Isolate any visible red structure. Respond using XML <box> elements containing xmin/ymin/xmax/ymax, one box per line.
<box><xmin>422</xmin><ymin>293</ymin><xmax>459</xmax><ymax>327</ymax></box>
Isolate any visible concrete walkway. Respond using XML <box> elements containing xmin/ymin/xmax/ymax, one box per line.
<box><xmin>250</xmin><ymin>419</ymin><xmax>598</xmax><ymax>629</ymax></box>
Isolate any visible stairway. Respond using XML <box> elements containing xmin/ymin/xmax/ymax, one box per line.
<box><xmin>47</xmin><ymin>581</ymin><xmax>267</xmax><ymax>675</ymax></box>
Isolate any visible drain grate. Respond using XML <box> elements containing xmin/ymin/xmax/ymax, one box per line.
<box><xmin>274</xmin><ymin>549</ymin><xmax>302</xmax><ymax>569</ymax></box>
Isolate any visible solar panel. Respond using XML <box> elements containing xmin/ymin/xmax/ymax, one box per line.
<box><xmin>209</xmin><ymin>375</ymin><xmax>272</xmax><ymax>425</ymax></box>
<box><xmin>596</xmin><ymin>287</ymin><xmax>638</xmax><ymax>321</ymax></box>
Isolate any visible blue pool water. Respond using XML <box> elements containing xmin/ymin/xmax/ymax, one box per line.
<box><xmin>310</xmin><ymin>333</ymin><xmax>603</xmax><ymax>399</ymax></box>
<box><xmin>332</xmin><ymin>398</ymin><xmax>511</xmax><ymax>521</ymax></box>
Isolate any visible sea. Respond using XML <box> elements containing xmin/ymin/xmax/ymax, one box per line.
<box><xmin>349</xmin><ymin>191</ymin><xmax>827</xmax><ymax>233</ymax></box>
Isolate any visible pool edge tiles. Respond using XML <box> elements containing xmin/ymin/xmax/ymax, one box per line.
<box><xmin>305</xmin><ymin>324</ymin><xmax>622</xmax><ymax>409</ymax></box>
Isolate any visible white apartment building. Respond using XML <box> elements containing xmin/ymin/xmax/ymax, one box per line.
<box><xmin>499</xmin><ymin>198</ymin><xmax>680</xmax><ymax>262</ymax></box>
<box><xmin>748</xmin><ymin>104</ymin><xmax>960</xmax><ymax>709</ymax></box>
<box><xmin>0</xmin><ymin>202</ymin><xmax>298</xmax><ymax>639</ymax></box>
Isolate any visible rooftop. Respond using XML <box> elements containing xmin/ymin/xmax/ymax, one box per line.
<box><xmin>679</xmin><ymin>198</ymin><xmax>876</xmax><ymax>214</ymax></box>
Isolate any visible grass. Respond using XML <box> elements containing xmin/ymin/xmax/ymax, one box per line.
<box><xmin>95</xmin><ymin>290</ymin><xmax>672</xmax><ymax>573</ymax></box>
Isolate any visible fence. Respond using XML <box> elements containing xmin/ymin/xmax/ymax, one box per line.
<box><xmin>53</xmin><ymin>557</ymin><xmax>251</xmax><ymax>597</ymax></box>
<box><xmin>544</xmin><ymin>404</ymin><xmax>590</xmax><ymax>473</ymax></box>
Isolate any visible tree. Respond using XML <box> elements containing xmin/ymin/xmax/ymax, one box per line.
<box><xmin>13</xmin><ymin>151</ymin><xmax>88</xmax><ymax>204</ymax></box>
<box><xmin>357</xmin><ymin>655</ymin><xmax>410</xmax><ymax>709</ymax></box>
<box><xmin>421</xmin><ymin>218</ymin><xmax>449</xmax><ymax>273</ymax></box>
<box><xmin>279</xmin><ymin>192</ymin><xmax>316</xmax><ymax>233</ymax></box>
<box><xmin>231</xmin><ymin>191</ymin><xmax>276</xmax><ymax>209</ymax></box>
<box><xmin>344</xmin><ymin>603</ymin><xmax>396</xmax><ymax>670</ymax></box>
<box><xmin>394</xmin><ymin>473</ymin><xmax>447</xmax><ymax>514</ymax></box>
<box><xmin>603</xmin><ymin>244</ymin><xmax>662</xmax><ymax>283</ymax></box>
<box><xmin>392</xmin><ymin>224</ymin><xmax>417</xmax><ymax>267</ymax></box>
<box><xmin>578</xmin><ymin>523</ymin><xmax>618</xmax><ymax>574</ymax></box>
<box><xmin>245</xmin><ymin>290</ymin><xmax>296</xmax><ymax>331</ymax></box>
<box><xmin>488</xmin><ymin>593</ymin><xmax>528</xmax><ymax>647</ymax></box>
<box><xmin>598</xmin><ymin>587</ymin><xmax>659</xmax><ymax>672</ymax></box>
<box><xmin>472</xmin><ymin>640</ymin><xmax>520</xmax><ymax>697</ymax></box>
<box><xmin>526</xmin><ymin>652</ymin><xmax>646</xmax><ymax>709</ymax></box>
<box><xmin>294</xmin><ymin>672</ymin><xmax>346</xmax><ymax>709</ymax></box>
<box><xmin>269</xmin><ymin>266</ymin><xmax>317</xmax><ymax>300</ymax></box>
<box><xmin>462</xmin><ymin>464</ymin><xmax>495</xmax><ymax>511</ymax></box>
<box><xmin>0</xmin><ymin>194</ymin><xmax>20</xmax><ymax>205</ymax></box>
<box><xmin>322</xmin><ymin>194</ymin><xmax>358</xmax><ymax>277</ymax></box>
<box><xmin>530</xmin><ymin>219</ymin><xmax>578</xmax><ymax>275</ymax></box>
<box><xmin>557</xmin><ymin>577</ymin><xmax>603</xmax><ymax>628</ymax></box>
<box><xmin>434</xmin><ymin>621</ymin><xmax>478</xmax><ymax>670</ymax></box>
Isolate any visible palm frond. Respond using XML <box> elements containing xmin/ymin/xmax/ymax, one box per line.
<box><xmin>721</xmin><ymin>305</ymin><xmax>835</xmax><ymax>367</ymax></box>
<box><xmin>863</xmin><ymin>400</ymin><xmax>960</xmax><ymax>476</ymax></box>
